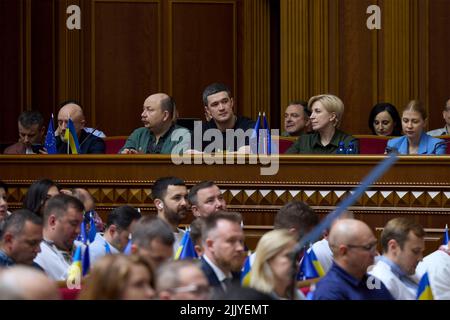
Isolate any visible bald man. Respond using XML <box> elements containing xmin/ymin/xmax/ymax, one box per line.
<box><xmin>313</xmin><ymin>219</ymin><xmax>394</xmax><ymax>300</ymax></box>
<box><xmin>120</xmin><ymin>93</ymin><xmax>191</xmax><ymax>154</ymax></box>
<box><xmin>0</xmin><ymin>266</ymin><xmax>60</xmax><ymax>300</ymax></box>
<box><xmin>55</xmin><ymin>101</ymin><xmax>105</xmax><ymax>154</ymax></box>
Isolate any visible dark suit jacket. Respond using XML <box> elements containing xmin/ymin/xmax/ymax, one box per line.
<box><xmin>56</xmin><ymin>129</ymin><xmax>105</xmax><ymax>154</ymax></box>
<box><xmin>200</xmin><ymin>256</ymin><xmax>241</xmax><ymax>294</ymax></box>
<box><xmin>3</xmin><ymin>142</ymin><xmax>26</xmax><ymax>154</ymax></box>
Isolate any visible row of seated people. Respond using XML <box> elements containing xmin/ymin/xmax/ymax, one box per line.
<box><xmin>0</xmin><ymin>178</ymin><xmax>449</xmax><ymax>300</ymax></box>
<box><xmin>2</xmin><ymin>83</ymin><xmax>450</xmax><ymax>155</ymax></box>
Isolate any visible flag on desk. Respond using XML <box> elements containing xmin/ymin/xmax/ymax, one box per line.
<box><xmin>67</xmin><ymin>246</ymin><xmax>82</xmax><ymax>283</ymax></box>
<box><xmin>88</xmin><ymin>213</ymin><xmax>98</xmax><ymax>243</ymax></box>
<box><xmin>262</xmin><ymin>113</ymin><xmax>271</xmax><ymax>155</ymax></box>
<box><xmin>240</xmin><ymin>251</ymin><xmax>253</xmax><ymax>287</ymax></box>
<box><xmin>44</xmin><ymin>114</ymin><xmax>57</xmax><ymax>154</ymax></box>
<box><xmin>64</xmin><ymin>117</ymin><xmax>80</xmax><ymax>154</ymax></box>
<box><xmin>250</xmin><ymin>112</ymin><xmax>261</xmax><ymax>154</ymax></box>
<box><xmin>443</xmin><ymin>224</ymin><xmax>449</xmax><ymax>246</ymax></box>
<box><xmin>416</xmin><ymin>272</ymin><xmax>434</xmax><ymax>300</ymax></box>
<box><xmin>297</xmin><ymin>248</ymin><xmax>325</xmax><ymax>280</ymax></box>
<box><xmin>174</xmin><ymin>229</ymin><xmax>198</xmax><ymax>260</ymax></box>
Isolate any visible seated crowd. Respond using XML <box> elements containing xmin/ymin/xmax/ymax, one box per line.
<box><xmin>0</xmin><ymin>177</ymin><xmax>448</xmax><ymax>300</ymax></box>
<box><xmin>3</xmin><ymin>83</ymin><xmax>450</xmax><ymax>156</ymax></box>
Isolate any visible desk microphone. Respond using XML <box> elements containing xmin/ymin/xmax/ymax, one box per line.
<box><xmin>79</xmin><ymin>128</ymin><xmax>99</xmax><ymax>147</ymax></box>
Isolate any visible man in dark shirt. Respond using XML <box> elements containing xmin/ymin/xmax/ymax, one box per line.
<box><xmin>313</xmin><ymin>219</ymin><xmax>394</xmax><ymax>300</ymax></box>
<box><xmin>55</xmin><ymin>101</ymin><xmax>105</xmax><ymax>154</ymax></box>
<box><xmin>194</xmin><ymin>83</ymin><xmax>256</xmax><ymax>152</ymax></box>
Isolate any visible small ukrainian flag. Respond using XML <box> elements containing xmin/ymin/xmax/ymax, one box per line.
<box><xmin>174</xmin><ymin>230</ymin><xmax>198</xmax><ymax>260</ymax></box>
<box><xmin>64</xmin><ymin>117</ymin><xmax>80</xmax><ymax>154</ymax></box>
<box><xmin>240</xmin><ymin>251</ymin><xmax>253</xmax><ymax>287</ymax></box>
<box><xmin>416</xmin><ymin>272</ymin><xmax>434</xmax><ymax>300</ymax></box>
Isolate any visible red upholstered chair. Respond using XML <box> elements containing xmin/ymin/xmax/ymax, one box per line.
<box><xmin>355</xmin><ymin>135</ymin><xmax>392</xmax><ymax>154</ymax></box>
<box><xmin>274</xmin><ymin>136</ymin><xmax>297</xmax><ymax>154</ymax></box>
<box><xmin>103</xmin><ymin>136</ymin><xmax>127</xmax><ymax>154</ymax></box>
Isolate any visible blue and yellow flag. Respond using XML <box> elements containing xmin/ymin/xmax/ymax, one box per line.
<box><xmin>240</xmin><ymin>251</ymin><xmax>253</xmax><ymax>287</ymax></box>
<box><xmin>64</xmin><ymin>117</ymin><xmax>80</xmax><ymax>154</ymax></box>
<box><xmin>67</xmin><ymin>246</ymin><xmax>82</xmax><ymax>282</ymax></box>
<box><xmin>82</xmin><ymin>245</ymin><xmax>90</xmax><ymax>276</ymax></box>
<box><xmin>262</xmin><ymin>113</ymin><xmax>271</xmax><ymax>155</ymax></box>
<box><xmin>297</xmin><ymin>248</ymin><xmax>325</xmax><ymax>280</ymax></box>
<box><xmin>416</xmin><ymin>272</ymin><xmax>434</xmax><ymax>300</ymax></box>
<box><xmin>443</xmin><ymin>224</ymin><xmax>449</xmax><ymax>246</ymax></box>
<box><xmin>44</xmin><ymin>114</ymin><xmax>57</xmax><ymax>154</ymax></box>
<box><xmin>174</xmin><ymin>230</ymin><xmax>198</xmax><ymax>260</ymax></box>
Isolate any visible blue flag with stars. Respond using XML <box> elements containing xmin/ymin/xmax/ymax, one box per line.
<box><xmin>44</xmin><ymin>114</ymin><xmax>57</xmax><ymax>154</ymax></box>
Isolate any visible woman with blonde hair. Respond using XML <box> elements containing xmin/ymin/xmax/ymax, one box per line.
<box><xmin>286</xmin><ymin>94</ymin><xmax>358</xmax><ymax>154</ymax></box>
<box><xmin>79</xmin><ymin>254</ymin><xmax>155</xmax><ymax>300</ymax></box>
<box><xmin>250</xmin><ymin>229</ymin><xmax>303</xmax><ymax>300</ymax></box>
<box><xmin>387</xmin><ymin>100</ymin><xmax>446</xmax><ymax>154</ymax></box>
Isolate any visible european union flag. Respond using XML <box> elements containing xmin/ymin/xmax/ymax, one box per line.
<box><xmin>416</xmin><ymin>272</ymin><xmax>434</xmax><ymax>300</ymax></box>
<box><xmin>82</xmin><ymin>245</ymin><xmax>90</xmax><ymax>276</ymax></box>
<box><xmin>88</xmin><ymin>213</ymin><xmax>97</xmax><ymax>243</ymax></box>
<box><xmin>250</xmin><ymin>113</ymin><xmax>261</xmax><ymax>154</ymax></box>
<box><xmin>443</xmin><ymin>224</ymin><xmax>448</xmax><ymax>246</ymax></box>
<box><xmin>44</xmin><ymin>114</ymin><xmax>57</xmax><ymax>154</ymax></box>
<box><xmin>64</xmin><ymin>117</ymin><xmax>80</xmax><ymax>154</ymax></box>
<box><xmin>297</xmin><ymin>248</ymin><xmax>325</xmax><ymax>280</ymax></box>
<box><xmin>262</xmin><ymin>113</ymin><xmax>271</xmax><ymax>155</ymax></box>
<box><xmin>76</xmin><ymin>220</ymin><xmax>88</xmax><ymax>244</ymax></box>
<box><xmin>174</xmin><ymin>230</ymin><xmax>198</xmax><ymax>260</ymax></box>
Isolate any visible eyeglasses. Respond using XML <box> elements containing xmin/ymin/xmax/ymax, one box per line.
<box><xmin>170</xmin><ymin>284</ymin><xmax>211</xmax><ymax>296</ymax></box>
<box><xmin>346</xmin><ymin>241</ymin><xmax>378</xmax><ymax>252</ymax></box>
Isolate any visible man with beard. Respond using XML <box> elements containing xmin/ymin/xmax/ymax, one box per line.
<box><xmin>200</xmin><ymin>211</ymin><xmax>245</xmax><ymax>294</ymax></box>
<box><xmin>120</xmin><ymin>93</ymin><xmax>190</xmax><ymax>154</ymax></box>
<box><xmin>34</xmin><ymin>194</ymin><xmax>84</xmax><ymax>280</ymax></box>
<box><xmin>188</xmin><ymin>181</ymin><xmax>227</xmax><ymax>219</ymax></box>
<box><xmin>152</xmin><ymin>177</ymin><xmax>189</xmax><ymax>251</ymax></box>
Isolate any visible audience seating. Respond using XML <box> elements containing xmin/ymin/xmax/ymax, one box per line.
<box><xmin>436</xmin><ymin>135</ymin><xmax>450</xmax><ymax>154</ymax></box>
<box><xmin>103</xmin><ymin>136</ymin><xmax>127</xmax><ymax>154</ymax></box>
<box><xmin>274</xmin><ymin>136</ymin><xmax>296</xmax><ymax>153</ymax></box>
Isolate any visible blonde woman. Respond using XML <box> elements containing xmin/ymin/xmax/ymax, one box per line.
<box><xmin>387</xmin><ymin>100</ymin><xmax>446</xmax><ymax>155</ymax></box>
<box><xmin>79</xmin><ymin>254</ymin><xmax>155</xmax><ymax>300</ymax></box>
<box><xmin>286</xmin><ymin>94</ymin><xmax>358</xmax><ymax>154</ymax></box>
<box><xmin>250</xmin><ymin>229</ymin><xmax>304</xmax><ymax>300</ymax></box>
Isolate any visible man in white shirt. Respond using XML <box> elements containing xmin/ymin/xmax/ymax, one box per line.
<box><xmin>152</xmin><ymin>177</ymin><xmax>189</xmax><ymax>251</ymax></box>
<box><xmin>369</xmin><ymin>217</ymin><xmax>425</xmax><ymax>299</ymax></box>
<box><xmin>34</xmin><ymin>194</ymin><xmax>84</xmax><ymax>280</ymax></box>
<box><xmin>427</xmin><ymin>99</ymin><xmax>450</xmax><ymax>136</ymax></box>
<box><xmin>416</xmin><ymin>245</ymin><xmax>450</xmax><ymax>300</ymax></box>
<box><xmin>89</xmin><ymin>205</ymin><xmax>141</xmax><ymax>265</ymax></box>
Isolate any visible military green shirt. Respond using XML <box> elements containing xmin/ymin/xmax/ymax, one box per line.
<box><xmin>285</xmin><ymin>129</ymin><xmax>359</xmax><ymax>154</ymax></box>
<box><xmin>120</xmin><ymin>124</ymin><xmax>191</xmax><ymax>154</ymax></box>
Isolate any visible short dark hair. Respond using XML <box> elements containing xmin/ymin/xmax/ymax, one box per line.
<box><xmin>189</xmin><ymin>218</ymin><xmax>205</xmax><ymax>246</ymax></box>
<box><xmin>0</xmin><ymin>181</ymin><xmax>7</xmax><ymax>193</ymax></box>
<box><xmin>106</xmin><ymin>205</ymin><xmax>142</xmax><ymax>231</ymax></box>
<box><xmin>43</xmin><ymin>194</ymin><xmax>84</xmax><ymax>223</ymax></box>
<box><xmin>132</xmin><ymin>216</ymin><xmax>175</xmax><ymax>247</ymax></box>
<box><xmin>18</xmin><ymin>111</ymin><xmax>44</xmax><ymax>129</ymax></box>
<box><xmin>202</xmin><ymin>83</ymin><xmax>232</xmax><ymax>106</ymax></box>
<box><xmin>202</xmin><ymin>210</ymin><xmax>242</xmax><ymax>242</ymax></box>
<box><xmin>368</xmin><ymin>102</ymin><xmax>402</xmax><ymax>136</ymax></box>
<box><xmin>288</xmin><ymin>100</ymin><xmax>311</xmax><ymax>117</ymax></box>
<box><xmin>188</xmin><ymin>181</ymin><xmax>216</xmax><ymax>206</ymax></box>
<box><xmin>23</xmin><ymin>179</ymin><xmax>60</xmax><ymax>216</ymax></box>
<box><xmin>152</xmin><ymin>177</ymin><xmax>185</xmax><ymax>201</ymax></box>
<box><xmin>274</xmin><ymin>201</ymin><xmax>318</xmax><ymax>238</ymax></box>
<box><xmin>0</xmin><ymin>209</ymin><xmax>42</xmax><ymax>240</ymax></box>
<box><xmin>381</xmin><ymin>217</ymin><xmax>425</xmax><ymax>253</ymax></box>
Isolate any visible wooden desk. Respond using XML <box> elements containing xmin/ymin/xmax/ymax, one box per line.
<box><xmin>1</xmin><ymin>154</ymin><xmax>449</xmax><ymax>249</ymax></box>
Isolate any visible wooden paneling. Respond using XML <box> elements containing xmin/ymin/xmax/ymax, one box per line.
<box><xmin>170</xmin><ymin>0</ymin><xmax>237</xmax><ymax>119</ymax></box>
<box><xmin>92</xmin><ymin>0</ymin><xmax>161</xmax><ymax>135</ymax></box>
<box><xmin>0</xmin><ymin>0</ymin><xmax>22</xmax><ymax>143</ymax></box>
<box><xmin>428</xmin><ymin>0</ymin><xmax>450</xmax><ymax>129</ymax></box>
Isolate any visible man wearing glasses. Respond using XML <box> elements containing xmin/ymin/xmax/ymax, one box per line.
<box><xmin>427</xmin><ymin>99</ymin><xmax>450</xmax><ymax>136</ymax></box>
<box><xmin>368</xmin><ymin>218</ymin><xmax>425</xmax><ymax>300</ymax></box>
<box><xmin>313</xmin><ymin>219</ymin><xmax>394</xmax><ymax>300</ymax></box>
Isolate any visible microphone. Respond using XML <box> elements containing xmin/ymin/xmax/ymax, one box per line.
<box><xmin>431</xmin><ymin>140</ymin><xmax>450</xmax><ymax>154</ymax></box>
<box><xmin>79</xmin><ymin>127</ymin><xmax>99</xmax><ymax>147</ymax></box>
<box><xmin>384</xmin><ymin>146</ymin><xmax>398</xmax><ymax>155</ymax></box>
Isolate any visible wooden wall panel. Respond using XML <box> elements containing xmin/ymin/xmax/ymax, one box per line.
<box><xmin>0</xmin><ymin>0</ymin><xmax>22</xmax><ymax>143</ymax></box>
<box><xmin>428</xmin><ymin>0</ymin><xmax>450</xmax><ymax>130</ymax></box>
<box><xmin>170</xmin><ymin>0</ymin><xmax>237</xmax><ymax>119</ymax></box>
<box><xmin>92</xmin><ymin>0</ymin><xmax>160</xmax><ymax>136</ymax></box>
